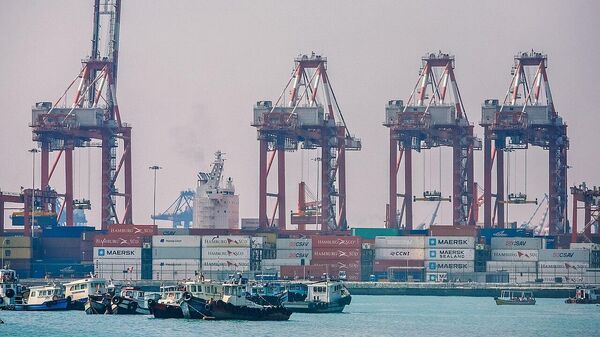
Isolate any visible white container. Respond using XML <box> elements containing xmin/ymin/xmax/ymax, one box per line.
<box><xmin>201</xmin><ymin>259</ymin><xmax>250</xmax><ymax>271</ymax></box>
<box><xmin>153</xmin><ymin>247</ymin><xmax>201</xmax><ymax>259</ymax></box>
<box><xmin>570</xmin><ymin>242</ymin><xmax>600</xmax><ymax>250</ymax></box>
<box><xmin>426</xmin><ymin>272</ymin><xmax>447</xmax><ymax>282</ymax></box>
<box><xmin>276</xmin><ymin>238</ymin><xmax>313</xmax><ymax>250</ymax></box>
<box><xmin>94</xmin><ymin>258</ymin><xmax>142</xmax><ymax>280</ymax></box>
<box><xmin>261</xmin><ymin>259</ymin><xmax>309</xmax><ymax>267</ymax></box>
<box><xmin>202</xmin><ymin>235</ymin><xmax>251</xmax><ymax>248</ymax></box>
<box><xmin>157</xmin><ymin>228</ymin><xmax>191</xmax><ymax>236</ymax></box>
<box><xmin>491</xmin><ymin>237</ymin><xmax>542</xmax><ymax>250</ymax></box>
<box><xmin>374</xmin><ymin>236</ymin><xmax>425</xmax><ymax>249</ymax></box>
<box><xmin>153</xmin><ymin>259</ymin><xmax>201</xmax><ymax>270</ymax></box>
<box><xmin>97</xmin><ymin>270</ymin><xmax>141</xmax><ymax>281</ymax></box>
<box><xmin>152</xmin><ymin>235</ymin><xmax>201</xmax><ymax>247</ymax></box>
<box><xmin>538</xmin><ymin>261</ymin><xmax>589</xmax><ymax>273</ymax></box>
<box><xmin>491</xmin><ymin>249</ymin><xmax>539</xmax><ymax>262</ymax></box>
<box><xmin>486</xmin><ymin>261</ymin><xmax>537</xmax><ymax>273</ymax></box>
<box><xmin>153</xmin><ymin>269</ymin><xmax>197</xmax><ymax>281</ymax></box>
<box><xmin>93</xmin><ymin>247</ymin><xmax>142</xmax><ymax>260</ymax></box>
<box><xmin>374</xmin><ymin>248</ymin><xmax>425</xmax><ymax>260</ymax></box>
<box><xmin>426</xmin><ymin>237</ymin><xmax>475</xmax><ymax>249</ymax></box>
<box><xmin>538</xmin><ymin>249</ymin><xmax>590</xmax><ymax>262</ymax></box>
<box><xmin>426</xmin><ymin>261</ymin><xmax>474</xmax><ymax>273</ymax></box>
<box><xmin>508</xmin><ymin>273</ymin><xmax>538</xmax><ymax>284</ymax></box>
<box><xmin>202</xmin><ymin>247</ymin><xmax>251</xmax><ymax>260</ymax></box>
<box><xmin>426</xmin><ymin>249</ymin><xmax>475</xmax><ymax>261</ymax></box>
<box><xmin>276</xmin><ymin>249</ymin><xmax>312</xmax><ymax>260</ymax></box>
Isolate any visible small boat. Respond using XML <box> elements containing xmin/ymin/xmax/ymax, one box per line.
<box><xmin>179</xmin><ymin>278</ymin><xmax>223</xmax><ymax>319</ymax></box>
<box><xmin>247</xmin><ymin>281</ymin><xmax>288</xmax><ymax>306</ymax></box>
<box><xmin>64</xmin><ymin>275</ymin><xmax>107</xmax><ymax>310</ymax></box>
<box><xmin>283</xmin><ymin>279</ymin><xmax>352</xmax><ymax>313</ymax></box>
<box><xmin>148</xmin><ymin>285</ymin><xmax>185</xmax><ymax>319</ymax></box>
<box><xmin>565</xmin><ymin>286</ymin><xmax>600</xmax><ymax>304</ymax></box>
<box><xmin>85</xmin><ymin>280</ymin><xmax>117</xmax><ymax>314</ymax></box>
<box><xmin>11</xmin><ymin>283</ymin><xmax>69</xmax><ymax>311</ymax></box>
<box><xmin>494</xmin><ymin>290</ymin><xmax>536</xmax><ymax>305</ymax></box>
<box><xmin>111</xmin><ymin>286</ymin><xmax>155</xmax><ymax>315</ymax></box>
<box><xmin>0</xmin><ymin>269</ymin><xmax>23</xmax><ymax>309</ymax></box>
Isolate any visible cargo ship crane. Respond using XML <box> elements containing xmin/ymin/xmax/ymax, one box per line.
<box><xmin>571</xmin><ymin>183</ymin><xmax>600</xmax><ymax>243</ymax></box>
<box><xmin>384</xmin><ymin>52</ymin><xmax>479</xmax><ymax>229</ymax></box>
<box><xmin>29</xmin><ymin>0</ymin><xmax>131</xmax><ymax>232</ymax></box>
<box><xmin>481</xmin><ymin>51</ymin><xmax>568</xmax><ymax>234</ymax></box>
<box><xmin>253</xmin><ymin>53</ymin><xmax>361</xmax><ymax>232</ymax></box>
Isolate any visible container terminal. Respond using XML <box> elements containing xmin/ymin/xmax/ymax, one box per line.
<box><xmin>0</xmin><ymin>0</ymin><xmax>599</xmax><ymax>297</ymax></box>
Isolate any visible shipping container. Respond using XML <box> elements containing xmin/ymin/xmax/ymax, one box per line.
<box><xmin>152</xmin><ymin>259</ymin><xmax>201</xmax><ymax>269</ymax></box>
<box><xmin>429</xmin><ymin>225</ymin><xmax>479</xmax><ymax>237</ymax></box>
<box><xmin>108</xmin><ymin>224</ymin><xmax>157</xmax><ymax>236</ymax></box>
<box><xmin>373</xmin><ymin>259</ymin><xmax>424</xmax><ymax>272</ymax></box>
<box><xmin>570</xmin><ymin>242</ymin><xmax>600</xmax><ymax>250</ymax></box>
<box><xmin>426</xmin><ymin>249</ymin><xmax>475</xmax><ymax>261</ymax></box>
<box><xmin>276</xmin><ymin>249</ymin><xmax>312</xmax><ymax>260</ymax></box>
<box><xmin>479</xmin><ymin>228</ymin><xmax>533</xmax><ymax>244</ymax></box>
<box><xmin>374</xmin><ymin>236</ymin><xmax>425</xmax><ymax>249</ymax></box>
<box><xmin>251</xmin><ymin>237</ymin><xmax>264</xmax><ymax>249</ymax></box>
<box><xmin>42</xmin><ymin>237</ymin><xmax>81</xmax><ymax>248</ymax></box>
<box><xmin>94</xmin><ymin>234</ymin><xmax>143</xmax><ymax>247</ymax></box>
<box><xmin>93</xmin><ymin>247</ymin><xmax>142</xmax><ymax>259</ymax></box>
<box><xmin>426</xmin><ymin>261</ymin><xmax>475</xmax><ymax>273</ymax></box>
<box><xmin>0</xmin><ymin>236</ymin><xmax>32</xmax><ymax>248</ymax></box>
<box><xmin>152</xmin><ymin>235</ymin><xmax>201</xmax><ymax>247</ymax></box>
<box><xmin>94</xmin><ymin>258</ymin><xmax>142</xmax><ymax>277</ymax></box>
<box><xmin>201</xmin><ymin>235</ymin><xmax>251</xmax><ymax>248</ymax></box>
<box><xmin>202</xmin><ymin>247</ymin><xmax>251</xmax><ymax>259</ymax></box>
<box><xmin>31</xmin><ymin>261</ymin><xmax>93</xmax><ymax>278</ymax></box>
<box><xmin>0</xmin><ymin>247</ymin><xmax>32</xmax><ymax>259</ymax></box>
<box><xmin>426</xmin><ymin>272</ymin><xmax>447</xmax><ymax>282</ymax></box>
<box><xmin>426</xmin><ymin>237</ymin><xmax>476</xmax><ymax>249</ymax></box>
<box><xmin>253</xmin><ymin>232</ymin><xmax>278</xmax><ymax>245</ymax></box>
<box><xmin>538</xmin><ymin>261</ymin><xmax>589</xmax><ymax>271</ymax></box>
<box><xmin>153</xmin><ymin>269</ymin><xmax>197</xmax><ymax>281</ymax></box>
<box><xmin>153</xmin><ymin>247</ymin><xmax>202</xmax><ymax>260</ymax></box>
<box><xmin>42</xmin><ymin>245</ymin><xmax>82</xmax><ymax>260</ymax></box>
<box><xmin>156</xmin><ymin>228</ymin><xmax>191</xmax><ymax>236</ymax></box>
<box><xmin>309</xmin><ymin>260</ymin><xmax>361</xmax><ymax>273</ymax></box>
<box><xmin>201</xmin><ymin>259</ymin><xmax>250</xmax><ymax>271</ymax></box>
<box><xmin>311</xmin><ymin>236</ymin><xmax>361</xmax><ymax>248</ymax></box>
<box><xmin>311</xmin><ymin>248</ymin><xmax>361</xmax><ymax>260</ymax></box>
<box><xmin>508</xmin><ymin>273</ymin><xmax>538</xmax><ymax>284</ymax></box>
<box><xmin>374</xmin><ymin>248</ymin><xmax>425</xmax><ymax>260</ymax></box>
<box><xmin>491</xmin><ymin>237</ymin><xmax>542</xmax><ymax>250</ymax></box>
<box><xmin>276</xmin><ymin>238</ymin><xmax>312</xmax><ymax>250</ymax></box>
<box><xmin>42</xmin><ymin>226</ymin><xmax>96</xmax><ymax>238</ymax></box>
<box><xmin>279</xmin><ymin>265</ymin><xmax>328</xmax><ymax>279</ymax></box>
<box><xmin>491</xmin><ymin>249</ymin><xmax>539</xmax><ymax>262</ymax></box>
<box><xmin>350</xmin><ymin>228</ymin><xmax>399</xmax><ymax>240</ymax></box>
<box><xmin>486</xmin><ymin>261</ymin><xmax>537</xmax><ymax>273</ymax></box>
<box><xmin>261</xmin><ymin>259</ymin><xmax>308</xmax><ymax>267</ymax></box>
<box><xmin>538</xmin><ymin>249</ymin><xmax>590</xmax><ymax>262</ymax></box>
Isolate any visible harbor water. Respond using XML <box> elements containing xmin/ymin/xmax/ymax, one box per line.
<box><xmin>1</xmin><ymin>295</ymin><xmax>598</xmax><ymax>337</ymax></box>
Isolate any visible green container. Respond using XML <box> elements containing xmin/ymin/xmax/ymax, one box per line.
<box><xmin>350</xmin><ymin>227</ymin><xmax>399</xmax><ymax>240</ymax></box>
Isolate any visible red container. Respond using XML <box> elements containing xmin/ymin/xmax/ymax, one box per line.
<box><xmin>311</xmin><ymin>236</ymin><xmax>361</xmax><ymax>248</ymax></box>
<box><xmin>280</xmin><ymin>265</ymin><xmax>328</xmax><ymax>279</ymax></box>
<box><xmin>373</xmin><ymin>259</ymin><xmax>424</xmax><ymax>272</ymax></box>
<box><xmin>311</xmin><ymin>248</ymin><xmax>361</xmax><ymax>260</ymax></box>
<box><xmin>310</xmin><ymin>260</ymin><xmax>361</xmax><ymax>273</ymax></box>
<box><xmin>429</xmin><ymin>225</ymin><xmax>479</xmax><ymax>237</ymax></box>
<box><xmin>108</xmin><ymin>224</ymin><xmax>157</xmax><ymax>236</ymax></box>
<box><xmin>94</xmin><ymin>234</ymin><xmax>143</xmax><ymax>247</ymax></box>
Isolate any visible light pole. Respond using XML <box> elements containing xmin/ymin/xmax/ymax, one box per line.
<box><xmin>1</xmin><ymin>238</ymin><xmax>6</xmax><ymax>269</ymax></box>
<box><xmin>312</xmin><ymin>157</ymin><xmax>321</xmax><ymax>230</ymax></box>
<box><xmin>149</xmin><ymin>165</ymin><xmax>162</xmax><ymax>225</ymax></box>
<box><xmin>29</xmin><ymin>148</ymin><xmax>39</xmax><ymax>237</ymax></box>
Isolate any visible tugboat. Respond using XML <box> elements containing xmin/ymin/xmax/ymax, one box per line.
<box><xmin>11</xmin><ymin>283</ymin><xmax>69</xmax><ymax>311</ymax></box>
<box><xmin>247</xmin><ymin>281</ymin><xmax>288</xmax><ymax>306</ymax></box>
<box><xmin>494</xmin><ymin>290</ymin><xmax>536</xmax><ymax>305</ymax></box>
<box><xmin>148</xmin><ymin>285</ymin><xmax>185</xmax><ymax>319</ymax></box>
<box><xmin>283</xmin><ymin>279</ymin><xmax>352</xmax><ymax>313</ymax></box>
<box><xmin>64</xmin><ymin>275</ymin><xmax>107</xmax><ymax>310</ymax></box>
<box><xmin>565</xmin><ymin>286</ymin><xmax>600</xmax><ymax>304</ymax></box>
<box><xmin>0</xmin><ymin>269</ymin><xmax>22</xmax><ymax>309</ymax></box>
<box><xmin>111</xmin><ymin>286</ymin><xmax>154</xmax><ymax>315</ymax></box>
<box><xmin>204</xmin><ymin>275</ymin><xmax>291</xmax><ymax>321</ymax></box>
<box><xmin>85</xmin><ymin>280</ymin><xmax>117</xmax><ymax>314</ymax></box>
<box><xmin>179</xmin><ymin>278</ymin><xmax>223</xmax><ymax>319</ymax></box>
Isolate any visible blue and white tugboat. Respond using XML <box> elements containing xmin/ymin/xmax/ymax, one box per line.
<box><xmin>0</xmin><ymin>269</ymin><xmax>22</xmax><ymax>309</ymax></box>
<box><xmin>64</xmin><ymin>275</ymin><xmax>107</xmax><ymax>310</ymax></box>
<box><xmin>283</xmin><ymin>279</ymin><xmax>352</xmax><ymax>313</ymax></box>
<box><xmin>111</xmin><ymin>286</ymin><xmax>156</xmax><ymax>315</ymax></box>
<box><xmin>12</xmin><ymin>283</ymin><xmax>69</xmax><ymax>311</ymax></box>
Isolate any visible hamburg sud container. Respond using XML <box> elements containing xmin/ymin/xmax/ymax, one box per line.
<box><xmin>94</xmin><ymin>234</ymin><xmax>143</xmax><ymax>247</ymax></box>
<box><xmin>202</xmin><ymin>235</ymin><xmax>252</xmax><ymax>248</ymax></box>
<box><xmin>491</xmin><ymin>250</ymin><xmax>539</xmax><ymax>262</ymax></box>
<box><xmin>490</xmin><ymin>237</ymin><xmax>542</xmax><ymax>250</ymax></box>
<box><xmin>486</xmin><ymin>261</ymin><xmax>537</xmax><ymax>273</ymax></box>
<box><xmin>201</xmin><ymin>235</ymin><xmax>251</xmax><ymax>272</ymax></box>
<box><xmin>538</xmin><ymin>249</ymin><xmax>590</xmax><ymax>262</ymax></box>
<box><xmin>311</xmin><ymin>235</ymin><xmax>361</xmax><ymax>248</ymax></box>
<box><xmin>538</xmin><ymin>261</ymin><xmax>589</xmax><ymax>273</ymax></box>
<box><xmin>108</xmin><ymin>224</ymin><xmax>157</xmax><ymax>236</ymax></box>
<box><xmin>311</xmin><ymin>248</ymin><xmax>361</xmax><ymax>260</ymax></box>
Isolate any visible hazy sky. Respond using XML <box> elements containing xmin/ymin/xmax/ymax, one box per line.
<box><xmin>1</xmin><ymin>0</ymin><xmax>599</xmax><ymax>230</ymax></box>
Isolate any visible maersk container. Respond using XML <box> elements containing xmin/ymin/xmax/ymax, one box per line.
<box><xmin>93</xmin><ymin>247</ymin><xmax>142</xmax><ymax>260</ymax></box>
<box><xmin>426</xmin><ymin>237</ymin><xmax>476</xmax><ymax>249</ymax></box>
<box><xmin>374</xmin><ymin>236</ymin><xmax>425</xmax><ymax>249</ymax></box>
<box><xmin>491</xmin><ymin>237</ymin><xmax>542</xmax><ymax>250</ymax></box>
<box><xmin>426</xmin><ymin>261</ymin><xmax>475</xmax><ymax>273</ymax></box>
<box><xmin>491</xmin><ymin>249</ymin><xmax>539</xmax><ymax>262</ymax></box>
<box><xmin>276</xmin><ymin>249</ymin><xmax>312</xmax><ymax>260</ymax></box>
<box><xmin>202</xmin><ymin>247</ymin><xmax>251</xmax><ymax>259</ymax></box>
<box><xmin>426</xmin><ymin>249</ymin><xmax>475</xmax><ymax>261</ymax></box>
<box><xmin>276</xmin><ymin>238</ymin><xmax>312</xmax><ymax>250</ymax></box>
<box><xmin>152</xmin><ymin>235</ymin><xmax>201</xmax><ymax>247</ymax></box>
<box><xmin>426</xmin><ymin>272</ymin><xmax>447</xmax><ymax>282</ymax></box>
<box><xmin>202</xmin><ymin>235</ymin><xmax>251</xmax><ymax>248</ymax></box>
<box><xmin>374</xmin><ymin>248</ymin><xmax>425</xmax><ymax>260</ymax></box>
<box><xmin>486</xmin><ymin>261</ymin><xmax>537</xmax><ymax>273</ymax></box>
<box><xmin>152</xmin><ymin>247</ymin><xmax>201</xmax><ymax>260</ymax></box>
<box><xmin>350</xmin><ymin>228</ymin><xmax>399</xmax><ymax>240</ymax></box>
<box><xmin>538</xmin><ymin>249</ymin><xmax>590</xmax><ymax>262</ymax></box>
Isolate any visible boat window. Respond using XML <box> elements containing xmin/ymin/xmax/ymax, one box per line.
<box><xmin>126</xmin><ymin>291</ymin><xmax>132</xmax><ymax>297</ymax></box>
<box><xmin>31</xmin><ymin>291</ymin><xmax>36</xmax><ymax>297</ymax></box>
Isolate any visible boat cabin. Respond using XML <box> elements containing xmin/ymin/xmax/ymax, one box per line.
<box><xmin>0</xmin><ymin>269</ymin><xmax>21</xmax><ymax>299</ymax></box>
<box><xmin>221</xmin><ymin>277</ymin><xmax>253</xmax><ymax>306</ymax></box>
<box><xmin>64</xmin><ymin>277</ymin><xmax>107</xmax><ymax>301</ymax></box>
<box><xmin>499</xmin><ymin>290</ymin><xmax>534</xmax><ymax>301</ymax></box>
<box><xmin>306</xmin><ymin>280</ymin><xmax>347</xmax><ymax>303</ymax></box>
<box><xmin>159</xmin><ymin>285</ymin><xmax>185</xmax><ymax>304</ymax></box>
<box><xmin>120</xmin><ymin>286</ymin><xmax>145</xmax><ymax>301</ymax></box>
<box><xmin>184</xmin><ymin>280</ymin><xmax>223</xmax><ymax>301</ymax></box>
<box><xmin>574</xmin><ymin>287</ymin><xmax>600</xmax><ymax>301</ymax></box>
<box><xmin>26</xmin><ymin>284</ymin><xmax>64</xmax><ymax>305</ymax></box>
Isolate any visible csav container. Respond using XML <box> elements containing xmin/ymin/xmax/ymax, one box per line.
<box><xmin>490</xmin><ymin>237</ymin><xmax>542</xmax><ymax>250</ymax></box>
<box><xmin>538</xmin><ymin>249</ymin><xmax>590</xmax><ymax>262</ymax></box>
<box><xmin>276</xmin><ymin>249</ymin><xmax>312</xmax><ymax>260</ymax></box>
<box><xmin>276</xmin><ymin>238</ymin><xmax>312</xmax><ymax>250</ymax></box>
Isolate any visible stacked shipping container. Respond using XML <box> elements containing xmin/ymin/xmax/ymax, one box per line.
<box><xmin>373</xmin><ymin>236</ymin><xmax>425</xmax><ymax>281</ymax></box>
<box><xmin>425</xmin><ymin>236</ymin><xmax>476</xmax><ymax>281</ymax></box>
<box><xmin>152</xmin><ymin>235</ymin><xmax>201</xmax><ymax>280</ymax></box>
<box><xmin>201</xmin><ymin>235</ymin><xmax>251</xmax><ymax>279</ymax></box>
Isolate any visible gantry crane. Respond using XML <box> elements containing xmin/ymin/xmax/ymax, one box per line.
<box><xmin>30</xmin><ymin>0</ymin><xmax>131</xmax><ymax>232</ymax></box>
<box><xmin>571</xmin><ymin>184</ymin><xmax>600</xmax><ymax>243</ymax></box>
<box><xmin>385</xmin><ymin>52</ymin><xmax>479</xmax><ymax>229</ymax></box>
<box><xmin>481</xmin><ymin>51</ymin><xmax>568</xmax><ymax>234</ymax></box>
<box><xmin>152</xmin><ymin>190</ymin><xmax>194</xmax><ymax>228</ymax></box>
<box><xmin>252</xmin><ymin>53</ymin><xmax>361</xmax><ymax>232</ymax></box>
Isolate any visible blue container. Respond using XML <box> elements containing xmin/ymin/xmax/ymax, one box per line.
<box><xmin>32</xmin><ymin>260</ymin><xmax>94</xmax><ymax>278</ymax></box>
<box><xmin>42</xmin><ymin>226</ymin><xmax>96</xmax><ymax>238</ymax></box>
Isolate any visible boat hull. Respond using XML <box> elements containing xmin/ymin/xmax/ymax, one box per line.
<box><xmin>12</xmin><ymin>298</ymin><xmax>69</xmax><ymax>311</ymax></box>
<box><xmin>495</xmin><ymin>298</ymin><xmax>536</xmax><ymax>305</ymax></box>
<box><xmin>149</xmin><ymin>300</ymin><xmax>183</xmax><ymax>319</ymax></box>
<box><xmin>284</xmin><ymin>295</ymin><xmax>351</xmax><ymax>313</ymax></box>
<box><xmin>565</xmin><ymin>298</ymin><xmax>600</xmax><ymax>304</ymax></box>
<box><xmin>111</xmin><ymin>296</ymin><xmax>150</xmax><ymax>315</ymax></box>
<box><xmin>85</xmin><ymin>294</ymin><xmax>112</xmax><ymax>314</ymax></box>
<box><xmin>180</xmin><ymin>296</ymin><xmax>212</xmax><ymax>319</ymax></box>
<box><xmin>208</xmin><ymin>300</ymin><xmax>291</xmax><ymax>321</ymax></box>
<box><xmin>67</xmin><ymin>297</ymin><xmax>87</xmax><ymax>311</ymax></box>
